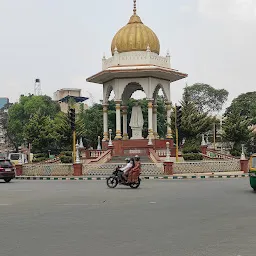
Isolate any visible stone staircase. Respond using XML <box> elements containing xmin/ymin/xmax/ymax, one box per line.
<box><xmin>108</xmin><ymin>155</ymin><xmax>152</xmax><ymax>163</ymax></box>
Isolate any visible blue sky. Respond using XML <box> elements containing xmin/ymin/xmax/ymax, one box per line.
<box><xmin>1</xmin><ymin>0</ymin><xmax>256</xmax><ymax>108</ymax></box>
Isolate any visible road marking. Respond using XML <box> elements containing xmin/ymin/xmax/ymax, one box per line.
<box><xmin>57</xmin><ymin>203</ymin><xmax>101</xmax><ymax>206</ymax></box>
<box><xmin>149</xmin><ymin>202</ymin><xmax>156</xmax><ymax>204</ymax></box>
<box><xmin>57</xmin><ymin>204</ymin><xmax>89</xmax><ymax>206</ymax></box>
<box><xmin>10</xmin><ymin>190</ymin><xmax>33</xmax><ymax>192</ymax></box>
<box><xmin>0</xmin><ymin>204</ymin><xmax>12</xmax><ymax>206</ymax></box>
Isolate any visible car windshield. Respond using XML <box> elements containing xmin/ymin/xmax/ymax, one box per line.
<box><xmin>10</xmin><ymin>154</ymin><xmax>19</xmax><ymax>160</ymax></box>
<box><xmin>0</xmin><ymin>153</ymin><xmax>6</xmax><ymax>158</ymax></box>
<box><xmin>0</xmin><ymin>160</ymin><xmax>12</xmax><ymax>167</ymax></box>
<box><xmin>252</xmin><ymin>157</ymin><xmax>256</xmax><ymax>169</ymax></box>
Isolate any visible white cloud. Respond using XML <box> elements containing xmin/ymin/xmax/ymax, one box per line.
<box><xmin>198</xmin><ymin>0</ymin><xmax>256</xmax><ymax>21</ymax></box>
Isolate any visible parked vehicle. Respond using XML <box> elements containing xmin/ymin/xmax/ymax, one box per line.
<box><xmin>249</xmin><ymin>154</ymin><xmax>256</xmax><ymax>191</ymax></box>
<box><xmin>106</xmin><ymin>167</ymin><xmax>141</xmax><ymax>189</ymax></box>
<box><xmin>8</xmin><ymin>153</ymin><xmax>27</xmax><ymax>165</ymax></box>
<box><xmin>0</xmin><ymin>159</ymin><xmax>16</xmax><ymax>183</ymax></box>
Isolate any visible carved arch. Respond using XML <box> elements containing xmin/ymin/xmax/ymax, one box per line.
<box><xmin>153</xmin><ymin>83</ymin><xmax>168</xmax><ymax>102</ymax></box>
<box><xmin>121</xmin><ymin>82</ymin><xmax>145</xmax><ymax>104</ymax></box>
<box><xmin>103</xmin><ymin>84</ymin><xmax>114</xmax><ymax>103</ymax></box>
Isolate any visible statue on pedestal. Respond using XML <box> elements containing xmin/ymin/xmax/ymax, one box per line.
<box><xmin>129</xmin><ymin>102</ymin><xmax>144</xmax><ymax>140</ymax></box>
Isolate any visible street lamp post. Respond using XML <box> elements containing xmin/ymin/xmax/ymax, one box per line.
<box><xmin>241</xmin><ymin>144</ymin><xmax>246</xmax><ymax>160</ymax></box>
<box><xmin>148</xmin><ymin>135</ymin><xmax>153</xmax><ymax>146</ymax></box>
<box><xmin>79</xmin><ymin>137</ymin><xmax>84</xmax><ymax>149</ymax></box>
<box><xmin>97</xmin><ymin>136</ymin><xmax>102</xmax><ymax>150</ymax></box>
<box><xmin>18</xmin><ymin>146</ymin><xmax>23</xmax><ymax>165</ymax></box>
<box><xmin>108</xmin><ymin>129</ymin><xmax>113</xmax><ymax>147</ymax></box>
<box><xmin>165</xmin><ymin>142</ymin><xmax>171</xmax><ymax>162</ymax></box>
<box><xmin>75</xmin><ymin>143</ymin><xmax>81</xmax><ymax>164</ymax></box>
<box><xmin>201</xmin><ymin>134</ymin><xmax>206</xmax><ymax>146</ymax></box>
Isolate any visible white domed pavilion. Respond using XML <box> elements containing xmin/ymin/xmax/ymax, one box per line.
<box><xmin>87</xmin><ymin>0</ymin><xmax>187</xmax><ymax>155</ymax></box>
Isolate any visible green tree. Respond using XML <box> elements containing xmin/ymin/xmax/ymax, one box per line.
<box><xmin>176</xmin><ymin>87</ymin><xmax>214</xmax><ymax>144</ymax></box>
<box><xmin>223</xmin><ymin>92</ymin><xmax>256</xmax><ymax>155</ymax></box>
<box><xmin>7</xmin><ymin>95</ymin><xmax>60</xmax><ymax>151</ymax></box>
<box><xmin>83</xmin><ymin>104</ymin><xmax>103</xmax><ymax>148</ymax></box>
<box><xmin>24</xmin><ymin>113</ymin><xmax>59</xmax><ymax>153</ymax></box>
<box><xmin>225</xmin><ymin>92</ymin><xmax>256</xmax><ymax>123</ymax></box>
<box><xmin>52</xmin><ymin>112</ymin><xmax>72</xmax><ymax>152</ymax></box>
<box><xmin>7</xmin><ymin>103</ymin><xmax>26</xmax><ymax>151</ymax></box>
<box><xmin>222</xmin><ymin>110</ymin><xmax>250</xmax><ymax>155</ymax></box>
<box><xmin>52</xmin><ymin>109</ymin><xmax>87</xmax><ymax>152</ymax></box>
<box><xmin>186</xmin><ymin>83</ymin><xmax>229</xmax><ymax>113</ymax></box>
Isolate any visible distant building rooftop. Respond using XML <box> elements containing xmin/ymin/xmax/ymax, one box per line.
<box><xmin>0</xmin><ymin>98</ymin><xmax>9</xmax><ymax>109</ymax></box>
<box><xmin>56</xmin><ymin>88</ymin><xmax>81</xmax><ymax>92</ymax></box>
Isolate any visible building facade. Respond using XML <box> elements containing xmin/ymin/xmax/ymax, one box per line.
<box><xmin>53</xmin><ymin>88</ymin><xmax>88</xmax><ymax>113</ymax></box>
<box><xmin>0</xmin><ymin>99</ymin><xmax>10</xmax><ymax>152</ymax></box>
<box><xmin>0</xmin><ymin>98</ymin><xmax>9</xmax><ymax>109</ymax></box>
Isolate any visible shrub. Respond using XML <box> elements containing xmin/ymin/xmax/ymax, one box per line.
<box><xmin>182</xmin><ymin>139</ymin><xmax>201</xmax><ymax>154</ymax></box>
<box><xmin>230</xmin><ymin>149</ymin><xmax>241</xmax><ymax>157</ymax></box>
<box><xmin>60</xmin><ymin>156</ymin><xmax>73</xmax><ymax>163</ymax></box>
<box><xmin>60</xmin><ymin>151</ymin><xmax>73</xmax><ymax>157</ymax></box>
<box><xmin>183</xmin><ymin>145</ymin><xmax>200</xmax><ymax>154</ymax></box>
<box><xmin>183</xmin><ymin>153</ymin><xmax>203</xmax><ymax>161</ymax></box>
<box><xmin>32</xmin><ymin>157</ymin><xmax>48</xmax><ymax>163</ymax></box>
<box><xmin>34</xmin><ymin>153</ymin><xmax>48</xmax><ymax>158</ymax></box>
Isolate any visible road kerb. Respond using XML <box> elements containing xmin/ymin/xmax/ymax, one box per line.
<box><xmin>15</xmin><ymin>174</ymin><xmax>249</xmax><ymax>181</ymax></box>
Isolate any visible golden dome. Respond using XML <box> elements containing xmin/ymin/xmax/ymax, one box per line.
<box><xmin>111</xmin><ymin>13</ymin><xmax>160</xmax><ymax>56</ymax></box>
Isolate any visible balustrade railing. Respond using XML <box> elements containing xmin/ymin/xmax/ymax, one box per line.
<box><xmin>85</xmin><ymin>150</ymin><xmax>105</xmax><ymax>159</ymax></box>
<box><xmin>83</xmin><ymin>163</ymin><xmax>163</xmax><ymax>176</ymax></box>
<box><xmin>22</xmin><ymin>163</ymin><xmax>73</xmax><ymax>176</ymax></box>
<box><xmin>205</xmin><ymin>149</ymin><xmax>238</xmax><ymax>160</ymax></box>
<box><xmin>173</xmin><ymin>160</ymin><xmax>240</xmax><ymax>174</ymax></box>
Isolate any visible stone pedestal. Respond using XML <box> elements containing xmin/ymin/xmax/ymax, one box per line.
<box><xmin>130</xmin><ymin>127</ymin><xmax>144</xmax><ymax>140</ymax></box>
<box><xmin>73</xmin><ymin>163</ymin><xmax>83</xmax><ymax>176</ymax></box>
<box><xmin>240</xmin><ymin>159</ymin><xmax>249</xmax><ymax>173</ymax></box>
<box><xmin>164</xmin><ymin>162</ymin><xmax>174</xmax><ymax>175</ymax></box>
<box><xmin>15</xmin><ymin>164</ymin><xmax>23</xmax><ymax>176</ymax></box>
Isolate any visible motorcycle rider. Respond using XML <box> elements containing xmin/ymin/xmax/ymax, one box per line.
<box><xmin>128</xmin><ymin>155</ymin><xmax>141</xmax><ymax>183</ymax></box>
<box><xmin>119</xmin><ymin>158</ymin><xmax>133</xmax><ymax>180</ymax></box>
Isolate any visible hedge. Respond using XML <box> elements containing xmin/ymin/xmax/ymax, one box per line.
<box><xmin>183</xmin><ymin>153</ymin><xmax>203</xmax><ymax>161</ymax></box>
<box><xmin>60</xmin><ymin>156</ymin><xmax>73</xmax><ymax>163</ymax></box>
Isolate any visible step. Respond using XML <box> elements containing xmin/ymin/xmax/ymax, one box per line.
<box><xmin>109</xmin><ymin>156</ymin><xmax>152</xmax><ymax>163</ymax></box>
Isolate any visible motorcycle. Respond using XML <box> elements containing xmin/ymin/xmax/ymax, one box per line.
<box><xmin>106</xmin><ymin>167</ymin><xmax>141</xmax><ymax>189</ymax></box>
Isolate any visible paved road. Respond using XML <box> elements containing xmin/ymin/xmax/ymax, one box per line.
<box><xmin>0</xmin><ymin>178</ymin><xmax>255</xmax><ymax>256</ymax></box>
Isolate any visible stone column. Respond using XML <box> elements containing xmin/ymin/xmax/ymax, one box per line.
<box><xmin>164</xmin><ymin>162</ymin><xmax>174</xmax><ymax>175</ymax></box>
<box><xmin>166</xmin><ymin>101</ymin><xmax>173</xmax><ymax>139</ymax></box>
<box><xmin>148</xmin><ymin>100</ymin><xmax>154</xmax><ymax>138</ymax></box>
<box><xmin>102</xmin><ymin>104</ymin><xmax>109</xmax><ymax>141</ymax></box>
<box><xmin>153</xmin><ymin>104</ymin><xmax>158</xmax><ymax>139</ymax></box>
<box><xmin>240</xmin><ymin>159</ymin><xmax>249</xmax><ymax>173</ymax></box>
<box><xmin>122</xmin><ymin>106</ymin><xmax>128</xmax><ymax>140</ymax></box>
<box><xmin>15</xmin><ymin>164</ymin><xmax>23</xmax><ymax>176</ymax></box>
<box><xmin>115</xmin><ymin>101</ymin><xmax>122</xmax><ymax>140</ymax></box>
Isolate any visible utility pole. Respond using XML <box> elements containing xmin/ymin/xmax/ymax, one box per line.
<box><xmin>175</xmin><ymin>105</ymin><xmax>182</xmax><ymax>162</ymax></box>
<box><xmin>220</xmin><ymin>117</ymin><xmax>223</xmax><ymax>154</ymax></box>
<box><xmin>60</xmin><ymin>95</ymin><xmax>89</xmax><ymax>163</ymax></box>
<box><xmin>69</xmin><ymin>108</ymin><xmax>76</xmax><ymax>163</ymax></box>
<box><xmin>213</xmin><ymin>123</ymin><xmax>216</xmax><ymax>151</ymax></box>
